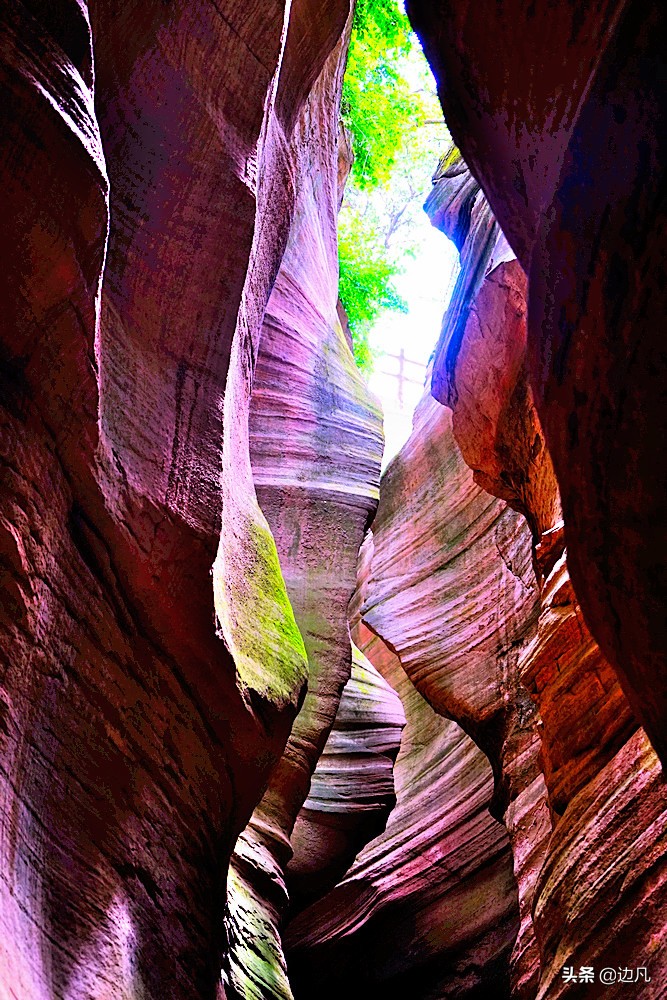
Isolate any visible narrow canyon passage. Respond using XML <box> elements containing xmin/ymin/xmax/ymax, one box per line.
<box><xmin>0</xmin><ymin>2</ymin><xmax>666</xmax><ymax>1000</ymax></box>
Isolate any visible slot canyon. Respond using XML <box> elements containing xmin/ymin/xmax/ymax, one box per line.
<box><xmin>0</xmin><ymin>1</ymin><xmax>665</xmax><ymax>998</ymax></box>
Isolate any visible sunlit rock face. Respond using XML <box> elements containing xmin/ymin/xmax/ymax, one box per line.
<box><xmin>285</xmin><ymin>146</ymin><xmax>667</xmax><ymax>998</ymax></box>
<box><xmin>421</xmin><ymin>152</ymin><xmax>667</xmax><ymax>996</ymax></box>
<box><xmin>406</xmin><ymin>0</ymin><xmax>667</xmax><ymax>766</ymax></box>
<box><xmin>0</xmin><ymin>1</ymin><xmax>356</xmax><ymax>995</ymax></box>
<box><xmin>285</xmin><ymin>388</ymin><xmax>533</xmax><ymax>998</ymax></box>
<box><xmin>286</xmin><ymin>644</ymin><xmax>405</xmax><ymax>911</ymax></box>
<box><xmin>224</xmin><ymin>24</ymin><xmax>385</xmax><ymax>997</ymax></box>
<box><xmin>426</xmin><ymin>152</ymin><xmax>637</xmax><ymax>814</ymax></box>
<box><xmin>426</xmin><ymin>151</ymin><xmax>558</xmax><ymax>546</ymax></box>
<box><xmin>3</xmin><ymin>3</ymin><xmax>666</xmax><ymax>999</ymax></box>
<box><xmin>287</xmin><ymin>628</ymin><xmax>518</xmax><ymax>1000</ymax></box>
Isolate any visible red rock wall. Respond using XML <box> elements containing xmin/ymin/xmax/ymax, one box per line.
<box><xmin>406</xmin><ymin>0</ymin><xmax>667</xmax><ymax>766</ymax></box>
<box><xmin>423</xmin><ymin>155</ymin><xmax>667</xmax><ymax>996</ymax></box>
<box><xmin>284</xmin><ymin>152</ymin><xmax>667</xmax><ymax>999</ymax></box>
<box><xmin>286</xmin><ymin>390</ymin><xmax>534</xmax><ymax>998</ymax></box>
<box><xmin>0</xmin><ymin>2</ymin><xmax>361</xmax><ymax>996</ymax></box>
<box><xmin>286</xmin><ymin>538</ymin><xmax>521</xmax><ymax>999</ymax></box>
<box><xmin>223</xmin><ymin>24</ymin><xmax>385</xmax><ymax>997</ymax></box>
<box><xmin>287</xmin><ymin>643</ymin><xmax>405</xmax><ymax>912</ymax></box>
<box><xmin>2</xmin><ymin>4</ymin><xmax>666</xmax><ymax>999</ymax></box>
<box><xmin>426</xmin><ymin>154</ymin><xmax>638</xmax><ymax>813</ymax></box>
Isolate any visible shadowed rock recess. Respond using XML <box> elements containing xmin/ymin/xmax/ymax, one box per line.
<box><xmin>0</xmin><ymin>3</ymin><xmax>665</xmax><ymax>1000</ymax></box>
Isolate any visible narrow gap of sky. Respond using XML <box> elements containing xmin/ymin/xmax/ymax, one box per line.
<box><xmin>366</xmin><ymin>6</ymin><xmax>460</xmax><ymax>468</ymax></box>
<box><xmin>368</xmin><ymin>211</ymin><xmax>459</xmax><ymax>469</ymax></box>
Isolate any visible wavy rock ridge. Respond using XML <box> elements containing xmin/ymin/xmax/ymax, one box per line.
<box><xmin>1</xmin><ymin>3</ymin><xmax>666</xmax><ymax>999</ymax></box>
<box><xmin>0</xmin><ymin>2</ymin><xmax>381</xmax><ymax>996</ymax></box>
<box><xmin>225</xmin><ymin>24</ymin><xmax>384</xmax><ymax>996</ymax></box>
<box><xmin>423</xmin><ymin>151</ymin><xmax>667</xmax><ymax>998</ymax></box>
<box><xmin>407</xmin><ymin>0</ymin><xmax>667</xmax><ymax>765</ymax></box>
<box><xmin>284</xmin><ymin>152</ymin><xmax>666</xmax><ymax>999</ymax></box>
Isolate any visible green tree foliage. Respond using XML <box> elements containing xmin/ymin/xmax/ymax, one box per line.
<box><xmin>341</xmin><ymin>0</ymin><xmax>417</xmax><ymax>190</ymax></box>
<box><xmin>338</xmin><ymin>0</ymin><xmax>446</xmax><ymax>374</ymax></box>
<box><xmin>338</xmin><ymin>213</ymin><xmax>408</xmax><ymax>372</ymax></box>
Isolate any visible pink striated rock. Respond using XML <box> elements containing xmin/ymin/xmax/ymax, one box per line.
<box><xmin>286</xmin><ymin>609</ymin><xmax>518</xmax><ymax>999</ymax></box>
<box><xmin>2</xmin><ymin>4</ymin><xmax>666</xmax><ymax>998</ymax></box>
<box><xmin>287</xmin><ymin>644</ymin><xmax>405</xmax><ymax>911</ymax></box>
<box><xmin>533</xmin><ymin>729</ymin><xmax>667</xmax><ymax>999</ymax></box>
<box><xmin>426</xmin><ymin>156</ymin><xmax>637</xmax><ymax>817</ymax></box>
<box><xmin>224</xmin><ymin>19</ymin><xmax>384</xmax><ymax>999</ymax></box>
<box><xmin>284</xmin><ymin>388</ymin><xmax>539</xmax><ymax>997</ymax></box>
<box><xmin>406</xmin><ymin>0</ymin><xmax>667</xmax><ymax>766</ymax></box>
<box><xmin>0</xmin><ymin>1</ymin><xmax>354</xmax><ymax>995</ymax></box>
<box><xmin>421</xmin><ymin>151</ymin><xmax>664</xmax><ymax>997</ymax></box>
<box><xmin>361</xmin><ymin>390</ymin><xmax>548</xmax><ymax>998</ymax></box>
<box><xmin>361</xmin><ymin>389</ymin><xmax>540</xmax><ymax>754</ymax></box>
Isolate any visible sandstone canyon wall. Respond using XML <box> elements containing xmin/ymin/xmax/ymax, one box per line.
<box><xmin>286</xmin><ymin>431</ymin><xmax>528</xmax><ymax>998</ymax></box>
<box><xmin>282</xmin><ymin>152</ymin><xmax>666</xmax><ymax>999</ymax></box>
<box><xmin>0</xmin><ymin>2</ymin><xmax>381</xmax><ymax>996</ymax></box>
<box><xmin>1</xmin><ymin>3</ymin><xmax>666</xmax><ymax>999</ymax></box>
<box><xmin>406</xmin><ymin>0</ymin><xmax>667</xmax><ymax>766</ymax></box>
<box><xmin>224</xmin><ymin>26</ymin><xmax>384</xmax><ymax>997</ymax></box>
<box><xmin>417</xmin><ymin>155</ymin><xmax>667</xmax><ymax>998</ymax></box>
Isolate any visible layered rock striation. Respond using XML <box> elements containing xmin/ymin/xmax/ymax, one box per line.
<box><xmin>284</xmin><ymin>151</ymin><xmax>667</xmax><ymax>1000</ymax></box>
<box><xmin>224</xmin><ymin>24</ymin><xmax>384</xmax><ymax>997</ymax></box>
<box><xmin>287</xmin><ymin>521</ymin><xmax>522</xmax><ymax>999</ymax></box>
<box><xmin>287</xmin><ymin>643</ymin><xmax>405</xmax><ymax>911</ymax></box>
<box><xmin>406</xmin><ymin>0</ymin><xmax>667</xmax><ymax>765</ymax></box>
<box><xmin>1</xmin><ymin>4</ymin><xmax>666</xmax><ymax>1000</ymax></box>
<box><xmin>425</xmin><ymin>153</ymin><xmax>667</xmax><ymax>999</ymax></box>
<box><xmin>0</xmin><ymin>2</ymin><xmax>385</xmax><ymax>997</ymax></box>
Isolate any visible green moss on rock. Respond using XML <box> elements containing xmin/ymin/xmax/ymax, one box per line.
<box><xmin>214</xmin><ymin>507</ymin><xmax>308</xmax><ymax>709</ymax></box>
<box><xmin>225</xmin><ymin>859</ymin><xmax>294</xmax><ymax>1000</ymax></box>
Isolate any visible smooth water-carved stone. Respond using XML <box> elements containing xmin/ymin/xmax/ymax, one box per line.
<box><xmin>224</xmin><ymin>18</ymin><xmax>384</xmax><ymax>998</ymax></box>
<box><xmin>0</xmin><ymin>2</ymin><xmax>353</xmax><ymax>994</ymax></box>
<box><xmin>287</xmin><ymin>608</ymin><xmax>518</xmax><ymax>999</ymax></box>
<box><xmin>407</xmin><ymin>0</ymin><xmax>667</xmax><ymax>765</ymax></box>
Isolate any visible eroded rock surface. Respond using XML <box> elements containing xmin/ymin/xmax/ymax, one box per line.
<box><xmin>287</xmin><ymin>644</ymin><xmax>405</xmax><ymax>911</ymax></box>
<box><xmin>0</xmin><ymin>2</ymin><xmax>363</xmax><ymax>996</ymax></box>
<box><xmin>285</xmin><ymin>150</ymin><xmax>667</xmax><ymax>999</ymax></box>
<box><xmin>427</xmin><ymin>153</ymin><xmax>638</xmax><ymax>815</ymax></box>
<box><xmin>285</xmin><ymin>387</ymin><xmax>536</xmax><ymax>997</ymax></box>
<box><xmin>224</xmin><ymin>23</ymin><xmax>384</xmax><ymax>997</ymax></box>
<box><xmin>406</xmin><ymin>0</ymin><xmax>667</xmax><ymax>765</ymax></box>
<box><xmin>287</xmin><ymin>575</ymin><xmax>518</xmax><ymax>1000</ymax></box>
<box><xmin>422</xmin><ymin>152</ymin><xmax>666</xmax><ymax>996</ymax></box>
<box><xmin>2</xmin><ymin>4</ymin><xmax>666</xmax><ymax>1000</ymax></box>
